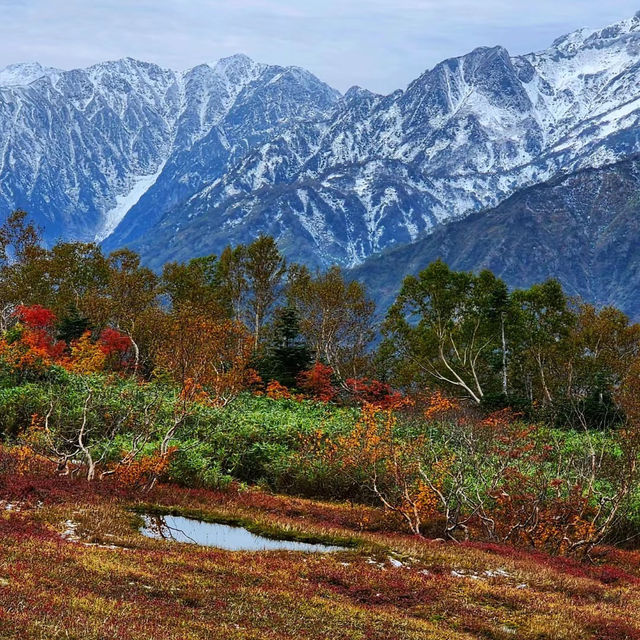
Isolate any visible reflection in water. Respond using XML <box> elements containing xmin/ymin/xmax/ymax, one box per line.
<box><xmin>140</xmin><ymin>513</ymin><xmax>346</xmax><ymax>553</ymax></box>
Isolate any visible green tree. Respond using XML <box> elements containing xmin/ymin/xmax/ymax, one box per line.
<box><xmin>259</xmin><ymin>306</ymin><xmax>313</xmax><ymax>387</ymax></box>
<box><xmin>47</xmin><ymin>242</ymin><xmax>109</xmax><ymax>316</ymax></box>
<box><xmin>217</xmin><ymin>245</ymin><xmax>248</xmax><ymax>320</ymax></box>
<box><xmin>244</xmin><ymin>236</ymin><xmax>286</xmax><ymax>348</ymax></box>
<box><xmin>162</xmin><ymin>254</ymin><xmax>228</xmax><ymax>316</ymax></box>
<box><xmin>508</xmin><ymin>279</ymin><xmax>575</xmax><ymax>408</ymax></box>
<box><xmin>0</xmin><ymin>210</ymin><xmax>48</xmax><ymax>329</ymax></box>
<box><xmin>56</xmin><ymin>304</ymin><xmax>91</xmax><ymax>344</ymax></box>
<box><xmin>217</xmin><ymin>236</ymin><xmax>287</xmax><ymax>348</ymax></box>
<box><xmin>382</xmin><ymin>260</ymin><xmax>509</xmax><ymax>403</ymax></box>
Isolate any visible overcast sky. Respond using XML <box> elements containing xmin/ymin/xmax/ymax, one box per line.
<box><xmin>0</xmin><ymin>1</ymin><xmax>639</xmax><ymax>93</ymax></box>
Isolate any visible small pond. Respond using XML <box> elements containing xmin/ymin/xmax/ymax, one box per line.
<box><xmin>139</xmin><ymin>513</ymin><xmax>347</xmax><ymax>553</ymax></box>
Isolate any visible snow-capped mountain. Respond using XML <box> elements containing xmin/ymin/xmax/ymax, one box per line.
<box><xmin>0</xmin><ymin>62</ymin><xmax>62</xmax><ymax>86</ymax></box>
<box><xmin>4</xmin><ymin>13</ymin><xmax>640</xmax><ymax>270</ymax></box>
<box><xmin>0</xmin><ymin>55</ymin><xmax>339</xmax><ymax>245</ymax></box>
<box><xmin>349</xmin><ymin>154</ymin><xmax>640</xmax><ymax>318</ymax></box>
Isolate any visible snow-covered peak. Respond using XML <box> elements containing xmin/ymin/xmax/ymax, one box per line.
<box><xmin>550</xmin><ymin>28</ymin><xmax>598</xmax><ymax>54</ymax></box>
<box><xmin>7</xmin><ymin>13</ymin><xmax>640</xmax><ymax>274</ymax></box>
<box><xmin>211</xmin><ymin>53</ymin><xmax>255</xmax><ymax>71</ymax></box>
<box><xmin>209</xmin><ymin>53</ymin><xmax>264</xmax><ymax>85</ymax></box>
<box><xmin>515</xmin><ymin>12</ymin><xmax>640</xmax><ymax>131</ymax></box>
<box><xmin>0</xmin><ymin>62</ymin><xmax>61</xmax><ymax>86</ymax></box>
<box><xmin>550</xmin><ymin>12</ymin><xmax>640</xmax><ymax>55</ymax></box>
<box><xmin>84</xmin><ymin>57</ymin><xmax>173</xmax><ymax>83</ymax></box>
<box><xmin>344</xmin><ymin>86</ymin><xmax>380</xmax><ymax>102</ymax></box>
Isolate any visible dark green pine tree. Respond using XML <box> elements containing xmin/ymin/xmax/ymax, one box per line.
<box><xmin>261</xmin><ymin>306</ymin><xmax>312</xmax><ymax>388</ymax></box>
<box><xmin>56</xmin><ymin>305</ymin><xmax>91</xmax><ymax>344</ymax></box>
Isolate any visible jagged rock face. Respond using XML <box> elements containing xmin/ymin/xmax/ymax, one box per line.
<box><xmin>4</xmin><ymin>14</ymin><xmax>640</xmax><ymax>271</ymax></box>
<box><xmin>0</xmin><ymin>58</ymin><xmax>180</xmax><ymax>242</ymax></box>
<box><xmin>0</xmin><ymin>55</ymin><xmax>340</xmax><ymax>245</ymax></box>
<box><xmin>349</xmin><ymin>157</ymin><xmax>640</xmax><ymax>319</ymax></box>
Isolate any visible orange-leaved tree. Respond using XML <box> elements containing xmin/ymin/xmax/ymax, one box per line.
<box><xmin>154</xmin><ymin>307</ymin><xmax>255</xmax><ymax>476</ymax></box>
<box><xmin>303</xmin><ymin>403</ymin><xmax>448</xmax><ymax>535</ymax></box>
<box><xmin>0</xmin><ymin>305</ymin><xmax>66</xmax><ymax>373</ymax></box>
<box><xmin>157</xmin><ymin>306</ymin><xmax>255</xmax><ymax>409</ymax></box>
<box><xmin>67</xmin><ymin>331</ymin><xmax>106</xmax><ymax>374</ymax></box>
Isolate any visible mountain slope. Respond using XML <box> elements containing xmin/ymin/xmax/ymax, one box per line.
<box><xmin>4</xmin><ymin>14</ymin><xmax>640</xmax><ymax>273</ymax></box>
<box><xmin>0</xmin><ymin>56</ymin><xmax>339</xmax><ymax>246</ymax></box>
<box><xmin>0</xmin><ymin>58</ymin><xmax>179</xmax><ymax>242</ymax></box>
<box><xmin>115</xmin><ymin>12</ymin><xmax>640</xmax><ymax>269</ymax></box>
<box><xmin>349</xmin><ymin>156</ymin><xmax>640</xmax><ymax>318</ymax></box>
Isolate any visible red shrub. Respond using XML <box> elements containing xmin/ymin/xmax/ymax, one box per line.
<box><xmin>98</xmin><ymin>328</ymin><xmax>132</xmax><ymax>355</ymax></box>
<box><xmin>587</xmin><ymin>617</ymin><xmax>640</xmax><ymax>640</ymax></box>
<box><xmin>345</xmin><ymin>377</ymin><xmax>405</xmax><ymax>409</ymax></box>
<box><xmin>297</xmin><ymin>363</ymin><xmax>336</xmax><ymax>402</ymax></box>
<box><xmin>14</xmin><ymin>305</ymin><xmax>56</xmax><ymax>330</ymax></box>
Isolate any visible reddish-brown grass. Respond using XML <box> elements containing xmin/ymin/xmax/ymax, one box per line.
<box><xmin>1</xmin><ymin>472</ymin><xmax>639</xmax><ymax>639</ymax></box>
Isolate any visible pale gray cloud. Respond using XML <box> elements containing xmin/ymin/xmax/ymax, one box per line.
<box><xmin>0</xmin><ymin>1</ymin><xmax>638</xmax><ymax>92</ymax></box>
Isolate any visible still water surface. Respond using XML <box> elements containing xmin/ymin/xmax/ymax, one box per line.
<box><xmin>140</xmin><ymin>513</ymin><xmax>346</xmax><ymax>553</ymax></box>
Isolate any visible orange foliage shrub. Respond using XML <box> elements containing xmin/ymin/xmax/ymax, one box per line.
<box><xmin>306</xmin><ymin>405</ymin><xmax>447</xmax><ymax>534</ymax></box>
<box><xmin>68</xmin><ymin>331</ymin><xmax>106</xmax><ymax>374</ymax></box>
<box><xmin>98</xmin><ymin>328</ymin><xmax>132</xmax><ymax>370</ymax></box>
<box><xmin>1</xmin><ymin>325</ymin><xmax>66</xmax><ymax>373</ymax></box>
<box><xmin>98</xmin><ymin>328</ymin><xmax>132</xmax><ymax>356</ymax></box>
<box><xmin>424</xmin><ymin>390</ymin><xmax>459</xmax><ymax>420</ymax></box>
<box><xmin>266</xmin><ymin>380</ymin><xmax>292</xmax><ymax>400</ymax></box>
<box><xmin>179</xmin><ymin>378</ymin><xmax>212</xmax><ymax>405</ymax></box>
<box><xmin>113</xmin><ymin>447</ymin><xmax>177</xmax><ymax>489</ymax></box>
<box><xmin>2</xmin><ymin>308</ymin><xmax>136</xmax><ymax>377</ymax></box>
<box><xmin>0</xmin><ymin>434</ymin><xmax>57</xmax><ymax>477</ymax></box>
<box><xmin>301</xmin><ymin>402</ymin><xmax>613</xmax><ymax>553</ymax></box>
<box><xmin>489</xmin><ymin>472</ymin><xmax>597</xmax><ymax>554</ymax></box>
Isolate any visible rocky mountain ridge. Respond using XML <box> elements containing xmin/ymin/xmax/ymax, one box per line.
<box><xmin>3</xmin><ymin>14</ymin><xmax>640</xmax><ymax>278</ymax></box>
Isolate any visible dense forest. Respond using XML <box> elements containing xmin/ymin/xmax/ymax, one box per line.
<box><xmin>1</xmin><ymin>208</ymin><xmax>640</xmax><ymax>557</ymax></box>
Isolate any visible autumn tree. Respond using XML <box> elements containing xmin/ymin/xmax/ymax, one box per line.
<box><xmin>1</xmin><ymin>305</ymin><xmax>66</xmax><ymax>375</ymax></box>
<box><xmin>297</xmin><ymin>362</ymin><xmax>337</xmax><ymax>402</ymax></box>
<box><xmin>83</xmin><ymin>249</ymin><xmax>161</xmax><ymax>374</ymax></box>
<box><xmin>156</xmin><ymin>306</ymin><xmax>255</xmax><ymax>409</ymax></box>
<box><xmin>556</xmin><ymin>303</ymin><xmax>640</xmax><ymax>428</ymax></box>
<box><xmin>243</xmin><ymin>236</ymin><xmax>286</xmax><ymax>348</ymax></box>
<box><xmin>162</xmin><ymin>254</ymin><xmax>228</xmax><ymax>316</ymax></box>
<box><xmin>287</xmin><ymin>265</ymin><xmax>375</xmax><ymax>380</ymax></box>
<box><xmin>0</xmin><ymin>210</ymin><xmax>48</xmax><ymax>328</ymax></box>
<box><xmin>0</xmin><ymin>215</ymin><xmax>113</xmax><ymax>335</ymax></box>
<box><xmin>68</xmin><ymin>331</ymin><xmax>107</xmax><ymax>374</ymax></box>
<box><xmin>217</xmin><ymin>245</ymin><xmax>248</xmax><ymax>321</ymax></box>
<box><xmin>46</xmin><ymin>242</ymin><xmax>110</xmax><ymax>315</ymax></box>
<box><xmin>216</xmin><ymin>237</ymin><xmax>287</xmax><ymax>348</ymax></box>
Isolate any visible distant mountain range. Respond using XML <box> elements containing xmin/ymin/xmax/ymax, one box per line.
<box><xmin>349</xmin><ymin>156</ymin><xmax>640</xmax><ymax>318</ymax></box>
<box><xmin>4</xmin><ymin>14</ymin><xmax>640</xmax><ymax>313</ymax></box>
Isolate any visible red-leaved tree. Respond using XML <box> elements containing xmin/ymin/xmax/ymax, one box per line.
<box><xmin>297</xmin><ymin>362</ymin><xmax>337</xmax><ymax>402</ymax></box>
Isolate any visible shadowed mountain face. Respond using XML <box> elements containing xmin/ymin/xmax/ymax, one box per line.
<box><xmin>4</xmin><ymin>15</ymin><xmax>640</xmax><ymax>279</ymax></box>
<box><xmin>349</xmin><ymin>157</ymin><xmax>640</xmax><ymax>319</ymax></box>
